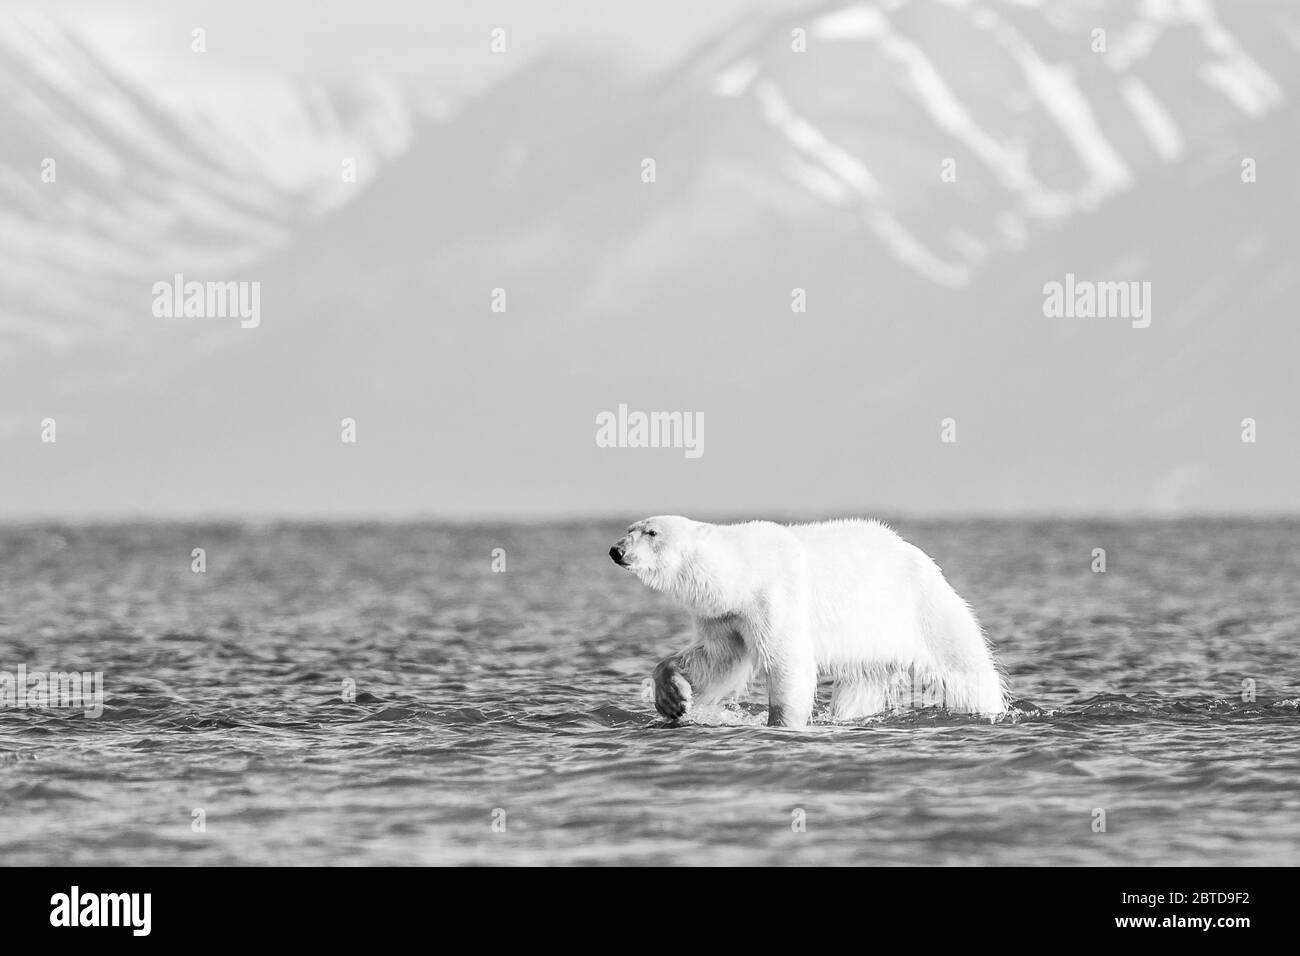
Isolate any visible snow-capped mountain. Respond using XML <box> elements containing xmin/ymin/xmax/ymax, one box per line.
<box><xmin>682</xmin><ymin>0</ymin><xmax>1297</xmax><ymax>285</ymax></box>
<box><xmin>1</xmin><ymin>0</ymin><xmax>1297</xmax><ymax>518</ymax></box>
<box><xmin>0</xmin><ymin>12</ymin><xmax>414</xmax><ymax>353</ymax></box>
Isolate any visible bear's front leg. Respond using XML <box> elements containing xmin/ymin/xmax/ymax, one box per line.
<box><xmin>652</xmin><ymin>620</ymin><xmax>752</xmax><ymax>721</ymax></box>
<box><xmin>652</xmin><ymin>658</ymin><xmax>693</xmax><ymax>720</ymax></box>
<box><xmin>764</xmin><ymin>639</ymin><xmax>817</xmax><ymax>728</ymax></box>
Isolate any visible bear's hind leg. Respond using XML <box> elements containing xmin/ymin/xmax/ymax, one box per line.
<box><xmin>829</xmin><ymin>673</ymin><xmax>892</xmax><ymax>721</ymax></box>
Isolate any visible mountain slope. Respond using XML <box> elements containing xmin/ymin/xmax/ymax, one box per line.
<box><xmin>2</xmin><ymin>0</ymin><xmax>1297</xmax><ymax>518</ymax></box>
<box><xmin>0</xmin><ymin>13</ymin><xmax>412</xmax><ymax>354</ymax></box>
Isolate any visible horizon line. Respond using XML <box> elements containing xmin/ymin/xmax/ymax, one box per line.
<box><xmin>2</xmin><ymin>509</ymin><xmax>1298</xmax><ymax>527</ymax></box>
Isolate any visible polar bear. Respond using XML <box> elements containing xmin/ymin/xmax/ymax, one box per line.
<box><xmin>609</xmin><ymin>515</ymin><xmax>1007</xmax><ymax>727</ymax></box>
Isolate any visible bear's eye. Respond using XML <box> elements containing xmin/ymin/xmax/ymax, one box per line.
<box><xmin>644</xmin><ymin>529</ymin><xmax>657</xmax><ymax>538</ymax></box>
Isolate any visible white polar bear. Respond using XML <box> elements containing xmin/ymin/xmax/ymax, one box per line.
<box><xmin>609</xmin><ymin>516</ymin><xmax>1007</xmax><ymax>727</ymax></box>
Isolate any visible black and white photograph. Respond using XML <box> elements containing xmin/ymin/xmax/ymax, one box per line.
<box><xmin>0</xmin><ymin>0</ymin><xmax>1296</xmax><ymax>922</ymax></box>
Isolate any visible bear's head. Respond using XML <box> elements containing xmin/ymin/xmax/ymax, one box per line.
<box><xmin>609</xmin><ymin>515</ymin><xmax>704</xmax><ymax>595</ymax></box>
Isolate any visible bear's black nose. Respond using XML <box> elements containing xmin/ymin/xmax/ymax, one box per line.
<box><xmin>609</xmin><ymin>545</ymin><xmax>626</xmax><ymax>565</ymax></box>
